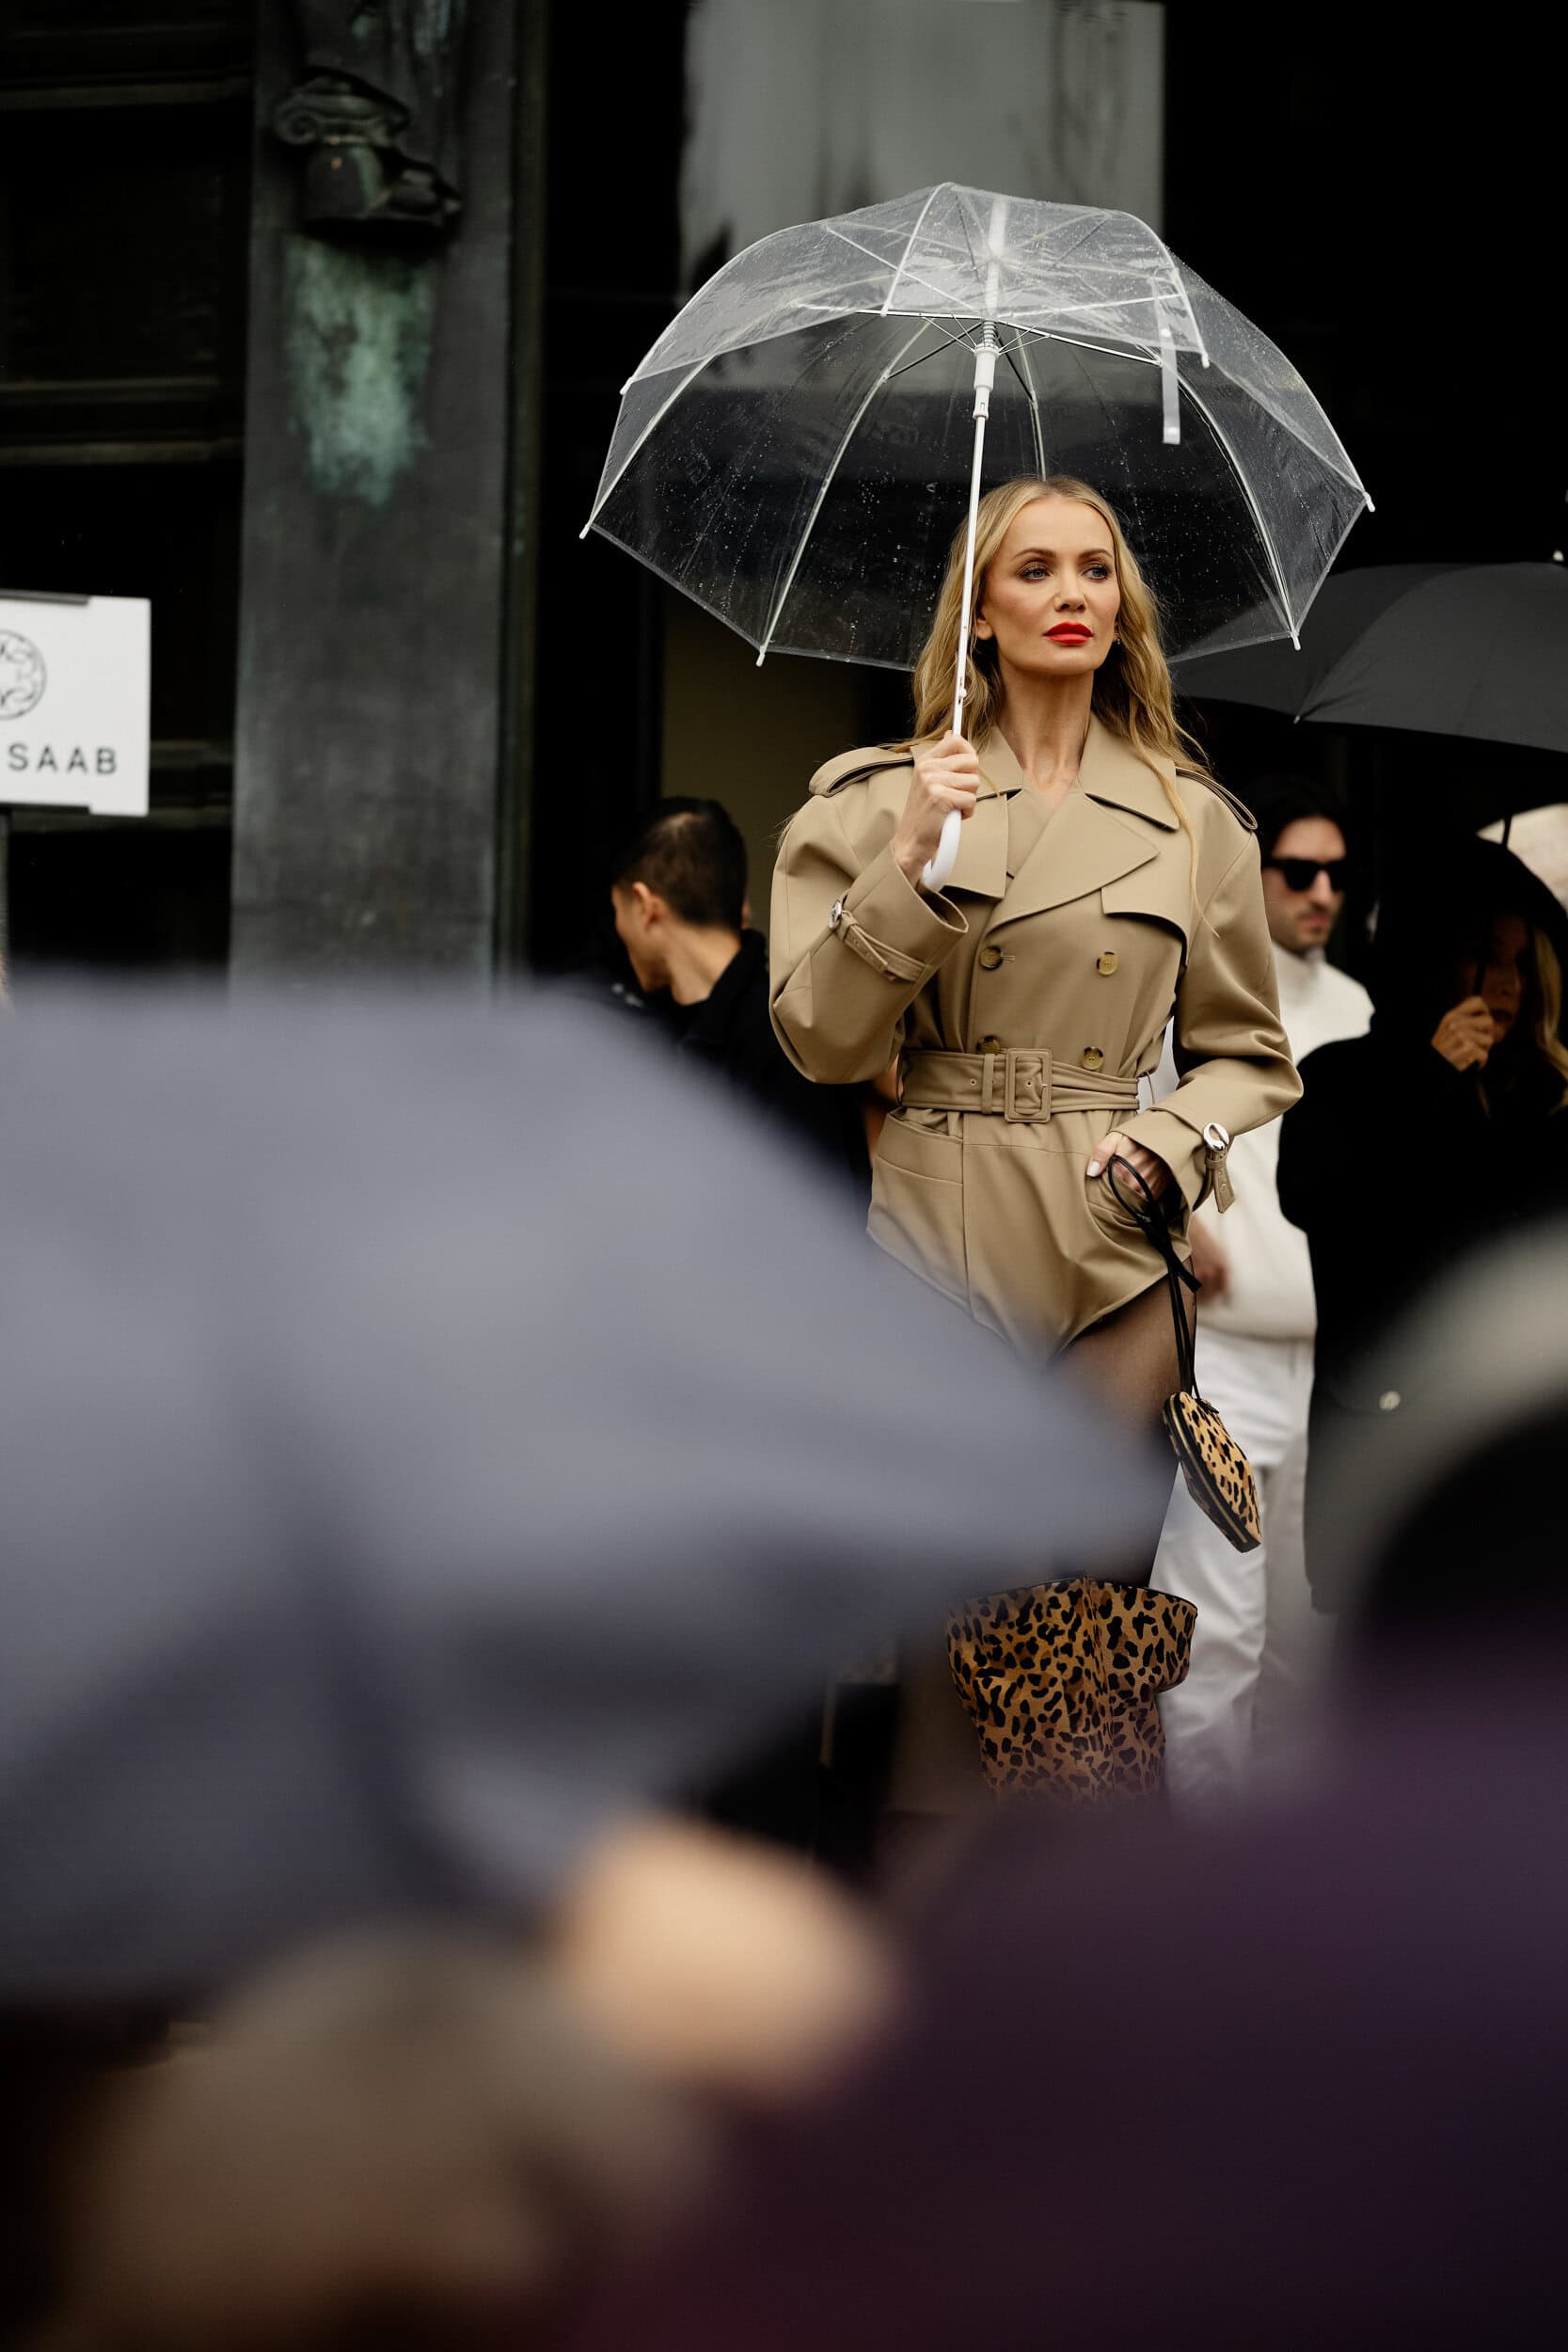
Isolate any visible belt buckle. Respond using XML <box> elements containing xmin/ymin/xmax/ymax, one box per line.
<box><xmin>1003</xmin><ymin>1049</ymin><xmax>1051</xmax><ymax>1123</ymax></box>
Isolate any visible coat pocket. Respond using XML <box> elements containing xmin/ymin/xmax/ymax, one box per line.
<box><xmin>868</xmin><ymin>1111</ymin><xmax>968</xmax><ymax>1306</ymax></box>
<box><xmin>1084</xmin><ymin>1161</ymin><xmax>1155</xmax><ymax>1239</ymax></box>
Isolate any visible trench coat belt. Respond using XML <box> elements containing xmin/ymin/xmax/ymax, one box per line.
<box><xmin>898</xmin><ymin>1047</ymin><xmax>1141</xmax><ymax>1124</ymax></box>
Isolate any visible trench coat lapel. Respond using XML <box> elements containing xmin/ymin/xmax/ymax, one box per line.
<box><xmin>942</xmin><ymin>743</ymin><xmax>1011</xmax><ymax>901</ymax></box>
<box><xmin>942</xmin><ymin>728</ymin><xmax>1042</xmax><ymax>901</ymax></box>
<box><xmin>988</xmin><ymin>716</ymin><xmax>1176</xmax><ymax>931</ymax></box>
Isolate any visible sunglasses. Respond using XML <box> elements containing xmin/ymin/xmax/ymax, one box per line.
<box><xmin>1265</xmin><ymin>857</ymin><xmax>1349</xmax><ymax>893</ymax></box>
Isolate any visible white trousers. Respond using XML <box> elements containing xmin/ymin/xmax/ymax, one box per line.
<box><xmin>1154</xmin><ymin>1327</ymin><xmax>1328</xmax><ymax>1806</ymax></box>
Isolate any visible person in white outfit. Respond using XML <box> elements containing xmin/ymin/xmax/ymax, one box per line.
<box><xmin>1154</xmin><ymin>784</ymin><xmax>1370</xmax><ymax>1803</ymax></box>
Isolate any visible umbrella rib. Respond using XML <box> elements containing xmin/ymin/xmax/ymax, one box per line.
<box><xmin>880</xmin><ymin>184</ymin><xmax>945</xmax><ymax>315</ymax></box>
<box><xmin>950</xmin><ymin>190</ymin><xmax>988</xmax><ymax>293</ymax></box>
<box><xmin>1019</xmin><ymin>325</ymin><xmax>1160</xmax><ymax>372</ymax></box>
<box><xmin>579</xmin><ymin>354</ymin><xmax>713</xmax><ymax>535</ymax></box>
<box><xmin>1003</xmin><ymin>340</ymin><xmax>1047</xmax><ymax>475</ymax></box>
<box><xmin>754</xmin><ymin>320</ymin><xmax>935</xmax><ymax>665</ymax></box>
<box><xmin>889</xmin><ymin>317</ymin><xmax>979</xmax><ymax>364</ymax></box>
<box><xmin>1179</xmin><ymin>374</ymin><xmax>1301</xmax><ymax>645</ymax></box>
<box><xmin>1018</xmin><ymin>292</ymin><xmax>1180</xmax><ymax>333</ymax></box>
<box><xmin>1144</xmin><ymin>226</ymin><xmax>1210</xmax><ymax>365</ymax></box>
<box><xmin>1025</xmin><ymin>211</ymin><xmax>1109</xmax><ymax>271</ymax></box>
<box><xmin>882</xmin><ymin>337</ymin><xmax>959</xmax><ymax>387</ymax></box>
<box><xmin>821</xmin><ymin>223</ymin><xmax>967</xmax><ymax>319</ymax></box>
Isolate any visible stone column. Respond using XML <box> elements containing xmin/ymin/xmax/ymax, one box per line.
<box><xmin>231</xmin><ymin>2</ymin><xmax>538</xmax><ymax>977</ymax></box>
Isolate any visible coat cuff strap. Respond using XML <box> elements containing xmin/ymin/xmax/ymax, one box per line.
<box><xmin>831</xmin><ymin>906</ymin><xmax>927</xmax><ymax>983</ymax></box>
<box><xmin>829</xmin><ymin>840</ymin><xmax>967</xmax><ymax>982</ymax></box>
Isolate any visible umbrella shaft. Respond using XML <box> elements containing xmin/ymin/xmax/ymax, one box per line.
<box><xmin>924</xmin><ymin>340</ymin><xmax>1002</xmax><ymax>891</ymax></box>
<box><xmin>951</xmin><ymin>359</ymin><xmax>996</xmax><ymax>735</ymax></box>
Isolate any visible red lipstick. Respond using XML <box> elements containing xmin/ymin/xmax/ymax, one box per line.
<box><xmin>1046</xmin><ymin>624</ymin><xmax>1091</xmax><ymax>643</ymax></box>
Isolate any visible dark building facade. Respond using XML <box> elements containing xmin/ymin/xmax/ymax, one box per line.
<box><xmin>1</xmin><ymin>6</ymin><xmax>1558</xmax><ymax>983</ymax></box>
<box><xmin>1</xmin><ymin>2</ymin><xmax>252</xmax><ymax>972</ymax></box>
<box><xmin>1</xmin><ymin>0</ymin><xmax>674</xmax><ymax>983</ymax></box>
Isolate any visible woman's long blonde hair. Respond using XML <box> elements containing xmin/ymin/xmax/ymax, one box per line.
<box><xmin>1513</xmin><ymin>928</ymin><xmax>1568</xmax><ymax>1108</ymax></box>
<box><xmin>905</xmin><ymin>474</ymin><xmax>1212</xmax><ymax>840</ymax></box>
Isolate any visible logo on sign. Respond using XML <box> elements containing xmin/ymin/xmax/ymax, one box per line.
<box><xmin>0</xmin><ymin>629</ymin><xmax>48</xmax><ymax>720</ymax></box>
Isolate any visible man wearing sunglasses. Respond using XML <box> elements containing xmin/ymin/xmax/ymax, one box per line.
<box><xmin>1152</xmin><ymin>784</ymin><xmax>1370</xmax><ymax>1805</ymax></box>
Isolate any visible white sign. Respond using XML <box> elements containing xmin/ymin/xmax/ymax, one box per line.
<box><xmin>0</xmin><ymin>592</ymin><xmax>150</xmax><ymax>818</ymax></box>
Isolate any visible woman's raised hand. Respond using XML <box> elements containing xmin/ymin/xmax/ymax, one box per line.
<box><xmin>891</xmin><ymin>732</ymin><xmax>979</xmax><ymax>889</ymax></box>
<box><xmin>1432</xmin><ymin>995</ymin><xmax>1495</xmax><ymax>1072</ymax></box>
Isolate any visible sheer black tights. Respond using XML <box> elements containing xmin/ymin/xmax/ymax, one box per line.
<box><xmin>1062</xmin><ymin>1276</ymin><xmax>1191</xmax><ymax>1586</ymax></box>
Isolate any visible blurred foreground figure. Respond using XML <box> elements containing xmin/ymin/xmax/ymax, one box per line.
<box><xmin>38</xmin><ymin>1819</ymin><xmax>897</xmax><ymax>2352</ymax></box>
<box><xmin>0</xmin><ymin>988</ymin><xmax>1160</xmax><ymax>2006</ymax></box>
<box><xmin>12</xmin><ymin>1815</ymin><xmax>895</xmax><ymax>2352</ymax></box>
<box><xmin>11</xmin><ymin>985</ymin><xmax>1154</xmax><ymax>2337</ymax></box>
<box><xmin>565</xmin><ymin>1229</ymin><xmax>1568</xmax><ymax>2350</ymax></box>
<box><xmin>39</xmin><ymin>1933</ymin><xmax>706</xmax><ymax>2352</ymax></box>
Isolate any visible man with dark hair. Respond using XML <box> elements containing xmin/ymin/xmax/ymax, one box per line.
<box><xmin>1152</xmin><ymin>776</ymin><xmax>1370</xmax><ymax>1803</ymax></box>
<box><xmin>610</xmin><ymin>800</ymin><xmax>747</xmax><ymax>955</ymax></box>
<box><xmin>610</xmin><ymin>799</ymin><xmax>868</xmax><ymax>1196</ymax></box>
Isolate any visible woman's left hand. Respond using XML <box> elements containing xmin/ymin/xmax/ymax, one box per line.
<box><xmin>1086</xmin><ymin>1131</ymin><xmax>1172</xmax><ymax>1198</ymax></box>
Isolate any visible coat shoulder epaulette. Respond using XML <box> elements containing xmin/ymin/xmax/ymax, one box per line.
<box><xmin>807</xmin><ymin>744</ymin><xmax>914</xmax><ymax>798</ymax></box>
<box><xmin>1177</xmin><ymin>768</ymin><xmax>1259</xmax><ymax>834</ymax></box>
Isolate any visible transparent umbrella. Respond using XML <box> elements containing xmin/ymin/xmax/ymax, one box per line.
<box><xmin>584</xmin><ymin>183</ymin><xmax>1371</xmax><ymax>887</ymax></box>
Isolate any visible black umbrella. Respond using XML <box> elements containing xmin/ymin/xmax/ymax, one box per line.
<box><xmin>1174</xmin><ymin>562</ymin><xmax>1568</xmax><ymax>755</ymax></box>
<box><xmin>0</xmin><ymin>989</ymin><xmax>1164</xmax><ymax>2003</ymax></box>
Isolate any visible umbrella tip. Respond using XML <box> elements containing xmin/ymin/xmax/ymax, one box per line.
<box><xmin>755</xmin><ymin>647</ymin><xmax>768</xmax><ymax>668</ymax></box>
<box><xmin>578</xmin><ymin>521</ymin><xmax>593</xmax><ymax>542</ymax></box>
<box><xmin>1366</xmin><ymin>497</ymin><xmax>1377</xmax><ymax>515</ymax></box>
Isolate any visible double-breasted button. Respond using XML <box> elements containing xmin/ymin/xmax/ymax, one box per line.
<box><xmin>1096</xmin><ymin>950</ymin><xmax>1118</xmax><ymax>976</ymax></box>
<box><xmin>978</xmin><ymin>945</ymin><xmax>1004</xmax><ymax>971</ymax></box>
<box><xmin>978</xmin><ymin>1035</ymin><xmax>1003</xmax><ymax>1056</ymax></box>
<box><xmin>1080</xmin><ymin>1045</ymin><xmax>1105</xmax><ymax>1072</ymax></box>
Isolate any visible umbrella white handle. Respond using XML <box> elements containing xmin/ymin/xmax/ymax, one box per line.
<box><xmin>922</xmin><ymin>807</ymin><xmax>963</xmax><ymax>894</ymax></box>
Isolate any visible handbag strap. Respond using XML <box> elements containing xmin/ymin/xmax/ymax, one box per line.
<box><xmin>1105</xmin><ymin>1154</ymin><xmax>1200</xmax><ymax>1398</ymax></box>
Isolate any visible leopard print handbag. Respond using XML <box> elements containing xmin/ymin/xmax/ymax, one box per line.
<box><xmin>1108</xmin><ymin>1155</ymin><xmax>1261</xmax><ymax>1554</ymax></box>
<box><xmin>945</xmin><ymin>1579</ymin><xmax>1197</xmax><ymax>1803</ymax></box>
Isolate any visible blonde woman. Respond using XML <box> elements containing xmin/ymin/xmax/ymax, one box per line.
<box><xmin>771</xmin><ymin>475</ymin><xmax>1298</xmax><ymax>1806</ymax></box>
<box><xmin>772</xmin><ymin>475</ymin><xmax>1297</xmax><ymax>1443</ymax></box>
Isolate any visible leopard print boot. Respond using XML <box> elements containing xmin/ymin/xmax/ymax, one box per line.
<box><xmin>944</xmin><ymin>1579</ymin><xmax>1196</xmax><ymax>1804</ymax></box>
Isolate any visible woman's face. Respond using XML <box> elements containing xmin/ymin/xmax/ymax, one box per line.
<box><xmin>1456</xmin><ymin>913</ymin><xmax>1529</xmax><ymax>1044</ymax></box>
<box><xmin>974</xmin><ymin>496</ymin><xmax>1122</xmax><ymax>683</ymax></box>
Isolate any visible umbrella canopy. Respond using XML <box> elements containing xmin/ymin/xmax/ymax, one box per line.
<box><xmin>0</xmin><ymin>989</ymin><xmax>1164</xmax><ymax>2003</ymax></box>
<box><xmin>583</xmin><ymin>183</ymin><xmax>1370</xmax><ymax>670</ymax></box>
<box><xmin>1173</xmin><ymin>562</ymin><xmax>1568</xmax><ymax>754</ymax></box>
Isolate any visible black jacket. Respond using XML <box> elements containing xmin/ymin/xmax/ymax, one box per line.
<box><xmin>671</xmin><ymin>930</ymin><xmax>869</xmax><ymax>1200</ymax></box>
<box><xmin>1279</xmin><ymin>1028</ymin><xmax>1568</xmax><ymax>1406</ymax></box>
<box><xmin>1277</xmin><ymin>839</ymin><xmax>1568</xmax><ymax>1601</ymax></box>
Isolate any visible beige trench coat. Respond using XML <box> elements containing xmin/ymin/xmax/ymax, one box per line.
<box><xmin>770</xmin><ymin>715</ymin><xmax>1300</xmax><ymax>1354</ymax></box>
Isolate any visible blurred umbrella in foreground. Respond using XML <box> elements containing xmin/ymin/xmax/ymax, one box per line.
<box><xmin>0</xmin><ymin>991</ymin><xmax>1164</xmax><ymax>2003</ymax></box>
<box><xmin>583</xmin><ymin>181</ymin><xmax>1370</xmax><ymax>886</ymax></box>
<box><xmin>1174</xmin><ymin>560</ymin><xmax>1568</xmax><ymax>755</ymax></box>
